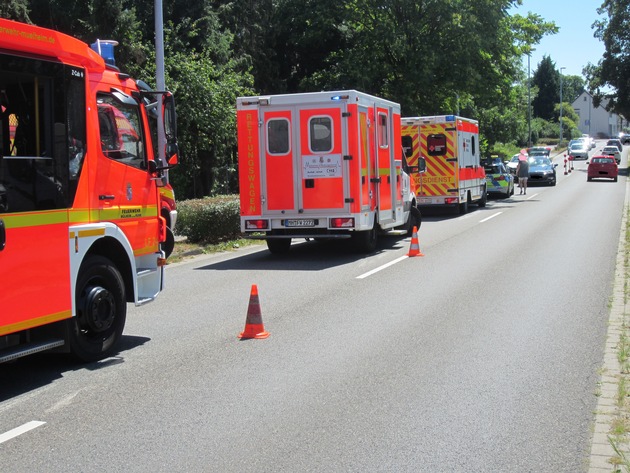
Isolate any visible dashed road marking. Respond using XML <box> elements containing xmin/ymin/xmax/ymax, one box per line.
<box><xmin>0</xmin><ymin>421</ymin><xmax>46</xmax><ymax>445</ymax></box>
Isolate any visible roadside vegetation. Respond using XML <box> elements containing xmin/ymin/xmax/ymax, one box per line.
<box><xmin>608</xmin><ymin>190</ymin><xmax>630</xmax><ymax>472</ymax></box>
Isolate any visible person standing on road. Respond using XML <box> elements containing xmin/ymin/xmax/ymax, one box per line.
<box><xmin>516</xmin><ymin>152</ymin><xmax>530</xmax><ymax>195</ymax></box>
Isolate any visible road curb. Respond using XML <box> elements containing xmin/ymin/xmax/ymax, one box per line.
<box><xmin>588</xmin><ymin>167</ymin><xmax>630</xmax><ymax>471</ymax></box>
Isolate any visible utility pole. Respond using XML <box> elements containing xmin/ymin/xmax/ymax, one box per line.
<box><xmin>559</xmin><ymin>67</ymin><xmax>565</xmax><ymax>144</ymax></box>
<box><xmin>528</xmin><ymin>53</ymin><xmax>532</xmax><ymax>148</ymax></box>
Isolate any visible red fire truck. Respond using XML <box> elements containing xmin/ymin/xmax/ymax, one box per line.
<box><xmin>0</xmin><ymin>19</ymin><xmax>179</xmax><ymax>362</ymax></box>
<box><xmin>237</xmin><ymin>90</ymin><xmax>420</xmax><ymax>254</ymax></box>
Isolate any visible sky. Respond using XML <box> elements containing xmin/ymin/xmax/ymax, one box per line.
<box><xmin>511</xmin><ymin>0</ymin><xmax>607</xmax><ymax>78</ymax></box>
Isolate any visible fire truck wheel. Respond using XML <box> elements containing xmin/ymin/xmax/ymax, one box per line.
<box><xmin>70</xmin><ymin>255</ymin><xmax>127</xmax><ymax>362</ymax></box>
<box><xmin>161</xmin><ymin>226</ymin><xmax>175</xmax><ymax>259</ymax></box>
<box><xmin>267</xmin><ymin>238</ymin><xmax>291</xmax><ymax>254</ymax></box>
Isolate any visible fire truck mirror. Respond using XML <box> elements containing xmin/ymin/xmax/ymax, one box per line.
<box><xmin>162</xmin><ymin>92</ymin><xmax>177</xmax><ymax>141</ymax></box>
<box><xmin>166</xmin><ymin>143</ymin><xmax>179</xmax><ymax>165</ymax></box>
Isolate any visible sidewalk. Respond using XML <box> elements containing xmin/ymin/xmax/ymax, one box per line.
<box><xmin>588</xmin><ymin>173</ymin><xmax>630</xmax><ymax>471</ymax></box>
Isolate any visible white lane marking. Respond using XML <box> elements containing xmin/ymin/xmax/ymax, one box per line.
<box><xmin>357</xmin><ymin>255</ymin><xmax>409</xmax><ymax>279</ymax></box>
<box><xmin>480</xmin><ymin>212</ymin><xmax>502</xmax><ymax>223</ymax></box>
<box><xmin>526</xmin><ymin>193</ymin><xmax>538</xmax><ymax>200</ymax></box>
<box><xmin>0</xmin><ymin>421</ymin><xmax>46</xmax><ymax>445</ymax></box>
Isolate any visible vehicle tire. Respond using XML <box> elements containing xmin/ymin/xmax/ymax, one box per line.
<box><xmin>477</xmin><ymin>188</ymin><xmax>487</xmax><ymax>207</ymax></box>
<box><xmin>161</xmin><ymin>226</ymin><xmax>175</xmax><ymax>259</ymax></box>
<box><xmin>353</xmin><ymin>218</ymin><xmax>378</xmax><ymax>253</ymax></box>
<box><xmin>614</xmin><ymin>177</ymin><xmax>618</xmax><ymax>182</ymax></box>
<box><xmin>587</xmin><ymin>177</ymin><xmax>592</xmax><ymax>182</ymax></box>
<box><xmin>69</xmin><ymin>255</ymin><xmax>126</xmax><ymax>362</ymax></box>
<box><xmin>459</xmin><ymin>197</ymin><xmax>469</xmax><ymax>214</ymax></box>
<box><xmin>406</xmin><ymin>206</ymin><xmax>422</xmax><ymax>235</ymax></box>
<box><xmin>266</xmin><ymin>238</ymin><xmax>291</xmax><ymax>254</ymax></box>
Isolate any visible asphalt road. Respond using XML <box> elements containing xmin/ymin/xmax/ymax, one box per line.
<box><xmin>0</xmin><ymin>140</ymin><xmax>625</xmax><ymax>472</ymax></box>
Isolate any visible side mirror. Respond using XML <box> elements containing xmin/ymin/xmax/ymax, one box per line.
<box><xmin>417</xmin><ymin>157</ymin><xmax>427</xmax><ymax>173</ymax></box>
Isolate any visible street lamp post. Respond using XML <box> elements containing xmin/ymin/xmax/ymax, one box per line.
<box><xmin>559</xmin><ymin>67</ymin><xmax>565</xmax><ymax>144</ymax></box>
<box><xmin>528</xmin><ymin>53</ymin><xmax>532</xmax><ymax>148</ymax></box>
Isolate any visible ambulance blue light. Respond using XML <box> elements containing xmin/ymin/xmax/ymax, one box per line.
<box><xmin>331</xmin><ymin>95</ymin><xmax>349</xmax><ymax>101</ymax></box>
<box><xmin>445</xmin><ymin>115</ymin><xmax>456</xmax><ymax>122</ymax></box>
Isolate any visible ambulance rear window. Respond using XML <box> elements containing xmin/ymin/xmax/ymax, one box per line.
<box><xmin>378</xmin><ymin>113</ymin><xmax>388</xmax><ymax>148</ymax></box>
<box><xmin>309</xmin><ymin>116</ymin><xmax>332</xmax><ymax>153</ymax></box>
<box><xmin>267</xmin><ymin>119</ymin><xmax>290</xmax><ymax>155</ymax></box>
<box><xmin>427</xmin><ymin>134</ymin><xmax>447</xmax><ymax>156</ymax></box>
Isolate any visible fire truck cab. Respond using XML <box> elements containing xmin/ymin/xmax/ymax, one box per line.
<box><xmin>237</xmin><ymin>90</ymin><xmax>420</xmax><ymax>254</ymax></box>
<box><xmin>0</xmin><ymin>19</ymin><xmax>178</xmax><ymax>362</ymax></box>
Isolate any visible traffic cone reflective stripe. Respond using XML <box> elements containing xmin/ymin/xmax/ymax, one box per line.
<box><xmin>239</xmin><ymin>284</ymin><xmax>270</xmax><ymax>339</ymax></box>
<box><xmin>407</xmin><ymin>226</ymin><xmax>424</xmax><ymax>257</ymax></box>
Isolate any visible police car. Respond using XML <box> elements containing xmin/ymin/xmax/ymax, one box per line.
<box><xmin>483</xmin><ymin>157</ymin><xmax>515</xmax><ymax>198</ymax></box>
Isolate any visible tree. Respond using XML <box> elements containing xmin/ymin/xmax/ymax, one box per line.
<box><xmin>532</xmin><ymin>55</ymin><xmax>560</xmax><ymax>120</ymax></box>
<box><xmin>561</xmin><ymin>75</ymin><xmax>585</xmax><ymax>104</ymax></box>
<box><xmin>0</xmin><ymin>0</ymin><xmax>31</xmax><ymax>22</ymax></box>
<box><xmin>585</xmin><ymin>0</ymin><xmax>630</xmax><ymax>119</ymax></box>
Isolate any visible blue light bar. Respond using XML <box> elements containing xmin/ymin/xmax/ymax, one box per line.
<box><xmin>331</xmin><ymin>95</ymin><xmax>349</xmax><ymax>101</ymax></box>
<box><xmin>445</xmin><ymin>115</ymin><xmax>456</xmax><ymax>122</ymax></box>
<box><xmin>90</xmin><ymin>39</ymin><xmax>119</xmax><ymax>67</ymax></box>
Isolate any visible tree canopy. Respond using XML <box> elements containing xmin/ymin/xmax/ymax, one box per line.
<box><xmin>2</xmin><ymin>0</ymin><xmax>565</xmax><ymax>198</ymax></box>
<box><xmin>586</xmin><ymin>0</ymin><xmax>630</xmax><ymax>119</ymax></box>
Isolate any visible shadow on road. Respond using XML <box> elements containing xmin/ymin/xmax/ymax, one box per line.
<box><xmin>0</xmin><ymin>335</ymin><xmax>150</xmax><ymax>403</ymax></box>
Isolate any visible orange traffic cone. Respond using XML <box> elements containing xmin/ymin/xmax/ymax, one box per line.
<box><xmin>238</xmin><ymin>284</ymin><xmax>270</xmax><ymax>339</ymax></box>
<box><xmin>407</xmin><ymin>226</ymin><xmax>424</xmax><ymax>257</ymax></box>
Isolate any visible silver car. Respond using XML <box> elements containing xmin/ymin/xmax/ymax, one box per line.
<box><xmin>569</xmin><ymin>142</ymin><xmax>589</xmax><ymax>160</ymax></box>
<box><xmin>602</xmin><ymin>145</ymin><xmax>621</xmax><ymax>164</ymax></box>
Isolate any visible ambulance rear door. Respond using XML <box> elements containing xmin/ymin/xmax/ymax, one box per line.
<box><xmin>420</xmin><ymin>123</ymin><xmax>458</xmax><ymax>202</ymax></box>
<box><xmin>260</xmin><ymin>102</ymin><xmax>350</xmax><ymax>217</ymax></box>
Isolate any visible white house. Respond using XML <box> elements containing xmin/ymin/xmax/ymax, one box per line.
<box><xmin>571</xmin><ymin>91</ymin><xmax>623</xmax><ymax>138</ymax></box>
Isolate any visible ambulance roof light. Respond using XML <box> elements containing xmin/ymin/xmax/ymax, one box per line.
<box><xmin>331</xmin><ymin>95</ymin><xmax>349</xmax><ymax>101</ymax></box>
<box><xmin>90</xmin><ymin>39</ymin><xmax>119</xmax><ymax>67</ymax></box>
<box><xmin>445</xmin><ymin>115</ymin><xmax>455</xmax><ymax>122</ymax></box>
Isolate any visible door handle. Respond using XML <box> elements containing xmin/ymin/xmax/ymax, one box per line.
<box><xmin>99</xmin><ymin>195</ymin><xmax>115</xmax><ymax>200</ymax></box>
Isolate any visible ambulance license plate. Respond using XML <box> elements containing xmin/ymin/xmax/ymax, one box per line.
<box><xmin>419</xmin><ymin>197</ymin><xmax>432</xmax><ymax>204</ymax></box>
<box><xmin>284</xmin><ymin>219</ymin><xmax>316</xmax><ymax>227</ymax></box>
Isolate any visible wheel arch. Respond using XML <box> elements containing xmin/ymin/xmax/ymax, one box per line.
<box><xmin>84</xmin><ymin>237</ymin><xmax>134</xmax><ymax>303</ymax></box>
<box><xmin>70</xmin><ymin>224</ymin><xmax>138</xmax><ymax>309</ymax></box>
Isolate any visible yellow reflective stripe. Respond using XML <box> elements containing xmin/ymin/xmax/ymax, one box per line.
<box><xmin>69</xmin><ymin>209</ymin><xmax>94</xmax><ymax>224</ymax></box>
<box><xmin>99</xmin><ymin>205</ymin><xmax>159</xmax><ymax>221</ymax></box>
<box><xmin>68</xmin><ymin>228</ymin><xmax>105</xmax><ymax>239</ymax></box>
<box><xmin>1</xmin><ymin>210</ymin><xmax>68</xmax><ymax>229</ymax></box>
<box><xmin>159</xmin><ymin>186</ymin><xmax>175</xmax><ymax>200</ymax></box>
<box><xmin>0</xmin><ymin>310</ymin><xmax>72</xmax><ymax>336</ymax></box>
<box><xmin>134</xmin><ymin>242</ymin><xmax>159</xmax><ymax>256</ymax></box>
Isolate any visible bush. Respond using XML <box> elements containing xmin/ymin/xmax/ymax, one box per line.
<box><xmin>176</xmin><ymin>195</ymin><xmax>241</xmax><ymax>243</ymax></box>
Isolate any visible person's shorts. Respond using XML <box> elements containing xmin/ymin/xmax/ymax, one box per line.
<box><xmin>518</xmin><ymin>177</ymin><xmax>528</xmax><ymax>183</ymax></box>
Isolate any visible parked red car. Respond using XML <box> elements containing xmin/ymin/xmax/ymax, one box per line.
<box><xmin>587</xmin><ymin>156</ymin><xmax>618</xmax><ymax>182</ymax></box>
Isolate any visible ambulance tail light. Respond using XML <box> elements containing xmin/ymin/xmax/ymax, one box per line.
<box><xmin>330</xmin><ymin>217</ymin><xmax>354</xmax><ymax>228</ymax></box>
<box><xmin>445</xmin><ymin>197</ymin><xmax>458</xmax><ymax>204</ymax></box>
<box><xmin>245</xmin><ymin>219</ymin><xmax>269</xmax><ymax>230</ymax></box>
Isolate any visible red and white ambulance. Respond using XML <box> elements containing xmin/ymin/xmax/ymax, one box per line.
<box><xmin>401</xmin><ymin>115</ymin><xmax>486</xmax><ymax>214</ymax></box>
<box><xmin>237</xmin><ymin>90</ymin><xmax>420</xmax><ymax>253</ymax></box>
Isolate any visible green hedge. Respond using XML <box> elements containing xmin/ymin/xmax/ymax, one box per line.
<box><xmin>176</xmin><ymin>195</ymin><xmax>242</xmax><ymax>243</ymax></box>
